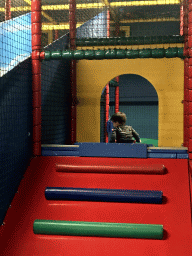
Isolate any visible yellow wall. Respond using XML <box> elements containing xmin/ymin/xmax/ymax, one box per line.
<box><xmin>76</xmin><ymin>58</ymin><xmax>184</xmax><ymax>147</ymax></box>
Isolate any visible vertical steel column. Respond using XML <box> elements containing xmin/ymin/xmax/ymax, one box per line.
<box><xmin>105</xmin><ymin>9</ymin><xmax>110</xmax><ymax>142</ymax></box>
<box><xmin>5</xmin><ymin>0</ymin><xmax>11</xmax><ymax>20</ymax></box>
<box><xmin>69</xmin><ymin>0</ymin><xmax>76</xmax><ymax>144</ymax></box>
<box><xmin>115</xmin><ymin>76</ymin><xmax>119</xmax><ymax>113</ymax></box>
<box><xmin>31</xmin><ymin>0</ymin><xmax>42</xmax><ymax>156</ymax></box>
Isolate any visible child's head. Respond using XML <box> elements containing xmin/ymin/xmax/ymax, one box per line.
<box><xmin>111</xmin><ymin>112</ymin><xmax>127</xmax><ymax>126</ymax></box>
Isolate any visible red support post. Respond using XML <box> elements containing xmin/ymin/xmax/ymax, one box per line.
<box><xmin>107</xmin><ymin>9</ymin><xmax>110</xmax><ymax>38</ymax></box>
<box><xmin>105</xmin><ymin>84</ymin><xmax>110</xmax><ymax>143</ymax></box>
<box><xmin>69</xmin><ymin>0</ymin><xmax>76</xmax><ymax>144</ymax></box>
<box><xmin>5</xmin><ymin>0</ymin><xmax>11</xmax><ymax>20</ymax></box>
<box><xmin>104</xmin><ymin>9</ymin><xmax>110</xmax><ymax>143</ymax></box>
<box><xmin>183</xmin><ymin>0</ymin><xmax>189</xmax><ymax>148</ymax></box>
<box><xmin>55</xmin><ymin>30</ymin><xmax>59</xmax><ymax>40</ymax></box>
<box><xmin>31</xmin><ymin>0</ymin><xmax>42</xmax><ymax>156</ymax></box>
<box><xmin>115</xmin><ymin>77</ymin><xmax>119</xmax><ymax>113</ymax></box>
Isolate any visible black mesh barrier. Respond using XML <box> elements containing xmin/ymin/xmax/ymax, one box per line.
<box><xmin>0</xmin><ymin>59</ymin><xmax>33</xmax><ymax>224</ymax></box>
<box><xmin>0</xmin><ymin>2</ymin><xmax>32</xmax><ymax>225</ymax></box>
<box><xmin>41</xmin><ymin>35</ymin><xmax>71</xmax><ymax>145</ymax></box>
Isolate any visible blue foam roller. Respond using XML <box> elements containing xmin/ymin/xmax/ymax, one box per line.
<box><xmin>45</xmin><ymin>187</ymin><xmax>163</xmax><ymax>204</ymax></box>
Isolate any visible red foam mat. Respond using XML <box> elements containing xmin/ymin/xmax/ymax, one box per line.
<box><xmin>0</xmin><ymin>157</ymin><xmax>191</xmax><ymax>256</ymax></box>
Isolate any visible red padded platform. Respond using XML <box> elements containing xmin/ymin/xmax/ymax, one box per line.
<box><xmin>0</xmin><ymin>157</ymin><xmax>191</xmax><ymax>256</ymax></box>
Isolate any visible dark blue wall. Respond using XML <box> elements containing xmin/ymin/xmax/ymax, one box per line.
<box><xmin>41</xmin><ymin>35</ymin><xmax>71</xmax><ymax>144</ymax></box>
<box><xmin>0</xmin><ymin>58</ymin><xmax>33</xmax><ymax>224</ymax></box>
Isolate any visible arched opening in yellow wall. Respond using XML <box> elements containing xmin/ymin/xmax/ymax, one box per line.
<box><xmin>77</xmin><ymin>58</ymin><xmax>183</xmax><ymax>147</ymax></box>
<box><xmin>100</xmin><ymin>74</ymin><xmax>159</xmax><ymax>146</ymax></box>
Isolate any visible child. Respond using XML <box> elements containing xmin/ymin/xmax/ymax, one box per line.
<box><xmin>109</xmin><ymin>112</ymin><xmax>141</xmax><ymax>143</ymax></box>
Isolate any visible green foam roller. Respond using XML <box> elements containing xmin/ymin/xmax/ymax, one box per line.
<box><xmin>139</xmin><ymin>49</ymin><xmax>152</xmax><ymax>58</ymax></box>
<box><xmin>108</xmin><ymin>38</ymin><xmax>115</xmax><ymax>46</ymax></box>
<box><xmin>51</xmin><ymin>50</ymin><xmax>62</xmax><ymax>60</ymax></box>
<box><xmin>105</xmin><ymin>49</ymin><xmax>116</xmax><ymax>59</ymax></box>
<box><xmin>162</xmin><ymin>36</ymin><xmax>169</xmax><ymax>44</ymax></box>
<box><xmin>95</xmin><ymin>49</ymin><xmax>105</xmax><ymax>59</ymax></box>
<box><xmin>62</xmin><ymin>50</ymin><xmax>73</xmax><ymax>60</ymax></box>
<box><xmin>177</xmin><ymin>47</ymin><xmax>184</xmax><ymax>58</ymax></box>
<box><xmin>76</xmin><ymin>39</ymin><xmax>84</xmax><ymax>46</ymax></box>
<box><xmin>89</xmin><ymin>39</ymin><xmax>97</xmax><ymax>46</ymax></box>
<box><xmin>165</xmin><ymin>47</ymin><xmax>178</xmax><ymax>58</ymax></box>
<box><xmin>126</xmin><ymin>37</ymin><xmax>136</xmax><ymax>45</ymax></box>
<box><xmin>44</xmin><ymin>51</ymin><xmax>51</xmax><ymax>60</ymax></box>
<box><xmin>138</xmin><ymin>36</ymin><xmax>144</xmax><ymax>45</ymax></box>
<box><xmin>73</xmin><ymin>50</ymin><xmax>85</xmax><ymax>60</ymax></box>
<box><xmin>143</xmin><ymin>36</ymin><xmax>151</xmax><ymax>45</ymax></box>
<box><xmin>126</xmin><ymin>49</ymin><xmax>139</xmax><ymax>58</ymax></box>
<box><xmin>84</xmin><ymin>50</ymin><xmax>95</xmax><ymax>59</ymax></box>
<box><xmin>116</xmin><ymin>49</ymin><xmax>126</xmax><ymax>59</ymax></box>
<box><xmin>120</xmin><ymin>37</ymin><xmax>128</xmax><ymax>45</ymax></box>
<box><xmin>33</xmin><ymin>220</ymin><xmax>163</xmax><ymax>239</ymax></box>
<box><xmin>152</xmin><ymin>48</ymin><xmax>165</xmax><ymax>58</ymax></box>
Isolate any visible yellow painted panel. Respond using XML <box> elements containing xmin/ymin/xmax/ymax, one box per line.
<box><xmin>77</xmin><ymin>58</ymin><xmax>184</xmax><ymax>147</ymax></box>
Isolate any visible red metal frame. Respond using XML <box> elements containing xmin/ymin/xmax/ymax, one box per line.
<box><xmin>31</xmin><ymin>0</ymin><xmax>42</xmax><ymax>156</ymax></box>
<box><xmin>5</xmin><ymin>0</ymin><xmax>11</xmax><ymax>20</ymax></box>
<box><xmin>69</xmin><ymin>0</ymin><xmax>77</xmax><ymax>144</ymax></box>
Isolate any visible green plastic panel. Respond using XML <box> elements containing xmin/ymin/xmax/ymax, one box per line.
<box><xmin>33</xmin><ymin>220</ymin><xmax>164</xmax><ymax>239</ymax></box>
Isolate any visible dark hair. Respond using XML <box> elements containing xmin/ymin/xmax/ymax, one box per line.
<box><xmin>110</xmin><ymin>112</ymin><xmax>127</xmax><ymax>124</ymax></box>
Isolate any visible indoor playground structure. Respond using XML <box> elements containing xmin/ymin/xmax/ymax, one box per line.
<box><xmin>0</xmin><ymin>0</ymin><xmax>192</xmax><ymax>255</ymax></box>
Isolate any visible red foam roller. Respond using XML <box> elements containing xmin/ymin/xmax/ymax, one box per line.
<box><xmin>33</xmin><ymin>92</ymin><xmax>41</xmax><ymax>108</ymax></box>
<box><xmin>189</xmin><ymin>78</ymin><xmax>192</xmax><ymax>89</ymax></box>
<box><xmin>33</xmin><ymin>108</ymin><xmax>41</xmax><ymax>126</ymax></box>
<box><xmin>32</xmin><ymin>74</ymin><xmax>41</xmax><ymax>91</ymax></box>
<box><xmin>189</xmin><ymin>66</ymin><xmax>192</xmax><ymax>78</ymax></box>
<box><xmin>32</xmin><ymin>35</ymin><xmax>41</xmax><ymax>48</ymax></box>
<box><xmin>33</xmin><ymin>125</ymin><xmax>41</xmax><ymax>142</ymax></box>
<box><xmin>31</xmin><ymin>0</ymin><xmax>41</xmax><ymax>12</ymax></box>
<box><xmin>33</xmin><ymin>142</ymin><xmax>41</xmax><ymax>156</ymax></box>
<box><xmin>31</xmin><ymin>11</ymin><xmax>41</xmax><ymax>23</ymax></box>
<box><xmin>32</xmin><ymin>23</ymin><xmax>41</xmax><ymax>35</ymax></box>
<box><xmin>188</xmin><ymin>139</ymin><xmax>192</xmax><ymax>152</ymax></box>
<box><xmin>189</xmin><ymin>90</ymin><xmax>192</xmax><ymax>101</ymax></box>
<box><xmin>32</xmin><ymin>60</ymin><xmax>41</xmax><ymax>74</ymax></box>
<box><xmin>56</xmin><ymin>164</ymin><xmax>166</xmax><ymax>174</ymax></box>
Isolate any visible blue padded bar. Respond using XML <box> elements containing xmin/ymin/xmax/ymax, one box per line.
<box><xmin>148</xmin><ymin>153</ymin><xmax>176</xmax><ymax>158</ymax></box>
<box><xmin>78</xmin><ymin>143</ymin><xmax>147</xmax><ymax>158</ymax></box>
<box><xmin>45</xmin><ymin>187</ymin><xmax>163</xmax><ymax>204</ymax></box>
<box><xmin>42</xmin><ymin>150</ymin><xmax>79</xmax><ymax>156</ymax></box>
<box><xmin>41</xmin><ymin>145</ymin><xmax>79</xmax><ymax>151</ymax></box>
<box><xmin>148</xmin><ymin>148</ymin><xmax>188</xmax><ymax>154</ymax></box>
<box><xmin>177</xmin><ymin>153</ymin><xmax>189</xmax><ymax>159</ymax></box>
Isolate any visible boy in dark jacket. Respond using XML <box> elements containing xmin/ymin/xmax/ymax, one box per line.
<box><xmin>109</xmin><ymin>112</ymin><xmax>141</xmax><ymax>143</ymax></box>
